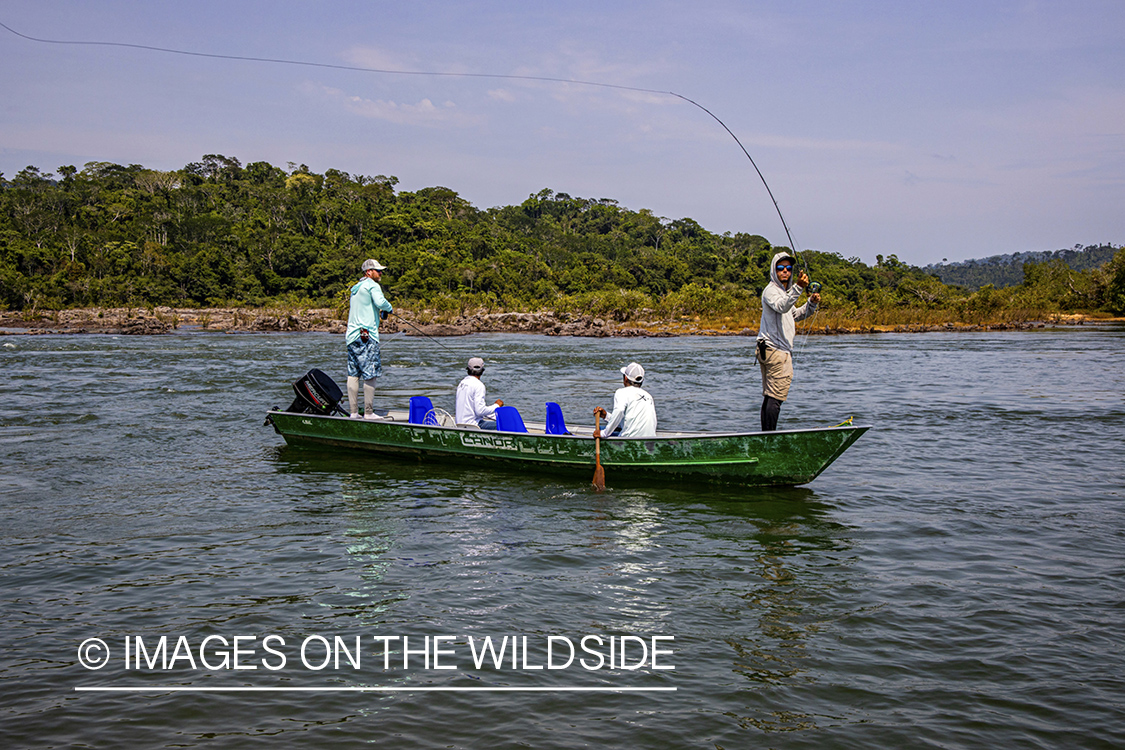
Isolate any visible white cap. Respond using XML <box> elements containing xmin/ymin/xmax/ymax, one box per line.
<box><xmin>467</xmin><ymin>357</ymin><xmax>485</xmax><ymax>374</ymax></box>
<box><xmin>620</xmin><ymin>362</ymin><xmax>645</xmax><ymax>384</ymax></box>
<box><xmin>362</xmin><ymin>259</ymin><xmax>386</xmax><ymax>272</ymax></box>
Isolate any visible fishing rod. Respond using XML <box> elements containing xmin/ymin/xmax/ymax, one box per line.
<box><xmin>387</xmin><ymin>312</ymin><xmax>460</xmax><ymax>356</ymax></box>
<box><xmin>667</xmin><ymin>94</ymin><xmax>802</xmax><ymax>262</ymax></box>
<box><xmin>670</xmin><ymin>92</ymin><xmax>821</xmax><ymax>347</ymax></box>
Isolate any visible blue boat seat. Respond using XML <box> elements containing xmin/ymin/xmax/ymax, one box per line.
<box><xmin>494</xmin><ymin>405</ymin><xmax>528</xmax><ymax>433</ymax></box>
<box><xmin>545</xmin><ymin>402</ymin><xmax>571</xmax><ymax>435</ymax></box>
<box><xmin>409</xmin><ymin>396</ymin><xmax>435</xmax><ymax>425</ymax></box>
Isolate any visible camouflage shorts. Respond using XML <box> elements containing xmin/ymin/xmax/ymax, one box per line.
<box><xmin>346</xmin><ymin>337</ymin><xmax>382</xmax><ymax>381</ymax></box>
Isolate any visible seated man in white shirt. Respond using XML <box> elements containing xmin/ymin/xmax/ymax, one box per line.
<box><xmin>600</xmin><ymin>362</ymin><xmax>657</xmax><ymax>438</ymax></box>
<box><xmin>455</xmin><ymin>357</ymin><xmax>503</xmax><ymax>429</ymax></box>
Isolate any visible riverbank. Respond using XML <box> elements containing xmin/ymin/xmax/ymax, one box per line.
<box><xmin>0</xmin><ymin>306</ymin><xmax>1117</xmax><ymax>337</ymax></box>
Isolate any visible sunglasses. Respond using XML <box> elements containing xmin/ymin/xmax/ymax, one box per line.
<box><xmin>775</xmin><ymin>264</ymin><xmax>793</xmax><ymax>271</ymax></box>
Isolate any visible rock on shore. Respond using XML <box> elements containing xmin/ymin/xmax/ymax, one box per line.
<box><xmin>0</xmin><ymin>306</ymin><xmax>1089</xmax><ymax>337</ymax></box>
<box><xmin>0</xmin><ymin>307</ymin><xmax>341</xmax><ymax>335</ymax></box>
<box><xmin>0</xmin><ymin>307</ymin><xmax>664</xmax><ymax>337</ymax></box>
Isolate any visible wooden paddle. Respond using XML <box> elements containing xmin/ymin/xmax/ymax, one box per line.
<box><xmin>592</xmin><ymin>407</ymin><xmax>607</xmax><ymax>491</ymax></box>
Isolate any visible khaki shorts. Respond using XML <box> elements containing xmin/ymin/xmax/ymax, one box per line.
<box><xmin>756</xmin><ymin>345</ymin><xmax>793</xmax><ymax>401</ymax></box>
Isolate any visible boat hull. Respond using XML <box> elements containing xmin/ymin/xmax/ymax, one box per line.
<box><xmin>267</xmin><ymin>410</ymin><xmax>868</xmax><ymax>487</ymax></box>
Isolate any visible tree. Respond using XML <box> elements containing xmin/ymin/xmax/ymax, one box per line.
<box><xmin>1103</xmin><ymin>248</ymin><xmax>1125</xmax><ymax>315</ymax></box>
<box><xmin>0</xmin><ymin>155</ymin><xmax>1117</xmax><ymax>325</ymax></box>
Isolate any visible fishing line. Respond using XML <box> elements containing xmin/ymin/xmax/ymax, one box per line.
<box><xmin>378</xmin><ymin>331</ymin><xmax>406</xmax><ymax>346</ymax></box>
<box><xmin>795</xmin><ymin>303</ymin><xmax>820</xmax><ymax>358</ymax></box>
<box><xmin>3</xmin><ymin>20</ymin><xmax>822</xmax><ymax>350</ymax></box>
<box><xmin>0</xmin><ymin>22</ymin><xmax>689</xmax><ymax>98</ymax></box>
<box><xmin>389</xmin><ymin>313</ymin><xmax>460</xmax><ymax>356</ymax></box>
<box><xmin>0</xmin><ymin>20</ymin><xmax>803</xmax><ymax>259</ymax></box>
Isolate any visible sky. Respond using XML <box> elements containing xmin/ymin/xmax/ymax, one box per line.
<box><xmin>1</xmin><ymin>0</ymin><xmax>1123</xmax><ymax>266</ymax></box>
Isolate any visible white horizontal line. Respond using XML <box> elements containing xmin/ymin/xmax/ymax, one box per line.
<box><xmin>76</xmin><ymin>686</ymin><xmax>675</xmax><ymax>693</ymax></box>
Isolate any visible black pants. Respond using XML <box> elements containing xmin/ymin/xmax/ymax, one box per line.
<box><xmin>760</xmin><ymin>396</ymin><xmax>783</xmax><ymax>431</ymax></box>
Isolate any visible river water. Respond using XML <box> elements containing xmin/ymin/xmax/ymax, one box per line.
<box><xmin>1</xmin><ymin>327</ymin><xmax>1122</xmax><ymax>749</ymax></box>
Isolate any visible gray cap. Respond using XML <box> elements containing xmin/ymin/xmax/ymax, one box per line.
<box><xmin>621</xmin><ymin>362</ymin><xmax>645</xmax><ymax>384</ymax></box>
<box><xmin>361</xmin><ymin>259</ymin><xmax>387</xmax><ymax>272</ymax></box>
<box><xmin>467</xmin><ymin>357</ymin><xmax>485</xmax><ymax>374</ymax></box>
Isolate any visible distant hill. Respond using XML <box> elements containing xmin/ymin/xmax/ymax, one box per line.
<box><xmin>925</xmin><ymin>244</ymin><xmax>1119</xmax><ymax>290</ymax></box>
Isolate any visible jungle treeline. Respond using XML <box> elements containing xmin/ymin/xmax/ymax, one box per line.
<box><xmin>3</xmin><ymin>156</ymin><xmax>1124</xmax><ymax>326</ymax></box>
<box><xmin>924</xmin><ymin>245</ymin><xmax>1119</xmax><ymax>291</ymax></box>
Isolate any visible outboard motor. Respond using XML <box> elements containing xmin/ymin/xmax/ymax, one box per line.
<box><xmin>287</xmin><ymin>369</ymin><xmax>347</xmax><ymax>416</ymax></box>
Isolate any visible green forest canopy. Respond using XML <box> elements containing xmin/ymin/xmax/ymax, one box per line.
<box><xmin>925</xmin><ymin>245</ymin><xmax>1119</xmax><ymax>290</ymax></box>
<box><xmin>2</xmin><ymin>156</ymin><xmax>1123</xmax><ymax>318</ymax></box>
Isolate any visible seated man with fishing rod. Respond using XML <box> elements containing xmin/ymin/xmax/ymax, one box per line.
<box><xmin>345</xmin><ymin>259</ymin><xmax>394</xmax><ymax>419</ymax></box>
<box><xmin>755</xmin><ymin>251</ymin><xmax>820</xmax><ymax>431</ymax></box>
<box><xmin>598</xmin><ymin>362</ymin><xmax>657</xmax><ymax>438</ymax></box>
<box><xmin>455</xmin><ymin>357</ymin><xmax>503</xmax><ymax>429</ymax></box>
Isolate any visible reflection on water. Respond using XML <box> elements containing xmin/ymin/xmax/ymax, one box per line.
<box><xmin>1</xmin><ymin>329</ymin><xmax>1123</xmax><ymax>748</ymax></box>
<box><xmin>276</xmin><ymin>432</ymin><xmax>853</xmax><ymax>722</ymax></box>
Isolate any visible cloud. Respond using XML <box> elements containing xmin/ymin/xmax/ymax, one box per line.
<box><xmin>341</xmin><ymin>45</ymin><xmax>474</xmax><ymax>76</ymax></box>
<box><xmin>311</xmin><ymin>85</ymin><xmax>481</xmax><ymax>127</ymax></box>
<box><xmin>746</xmin><ymin>132</ymin><xmax>903</xmax><ymax>154</ymax></box>
<box><xmin>344</xmin><ymin>96</ymin><xmax>464</xmax><ymax>126</ymax></box>
<box><xmin>943</xmin><ymin>84</ymin><xmax>1125</xmax><ymax>187</ymax></box>
<box><xmin>488</xmin><ymin>88</ymin><xmax>516</xmax><ymax>102</ymax></box>
<box><xmin>339</xmin><ymin>46</ymin><xmax>420</xmax><ymax>73</ymax></box>
<box><xmin>329</xmin><ymin>40</ymin><xmax>685</xmax><ymax>133</ymax></box>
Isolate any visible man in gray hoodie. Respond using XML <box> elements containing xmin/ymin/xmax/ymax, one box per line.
<box><xmin>755</xmin><ymin>251</ymin><xmax>820</xmax><ymax>430</ymax></box>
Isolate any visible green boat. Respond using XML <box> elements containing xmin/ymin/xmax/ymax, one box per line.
<box><xmin>266</xmin><ymin>406</ymin><xmax>868</xmax><ymax>487</ymax></box>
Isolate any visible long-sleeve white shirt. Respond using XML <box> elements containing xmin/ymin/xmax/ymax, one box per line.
<box><xmin>603</xmin><ymin>386</ymin><xmax>657</xmax><ymax>438</ymax></box>
<box><xmin>455</xmin><ymin>376</ymin><xmax>499</xmax><ymax>426</ymax></box>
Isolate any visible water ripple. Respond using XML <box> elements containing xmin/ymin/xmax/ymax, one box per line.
<box><xmin>1</xmin><ymin>330</ymin><xmax>1123</xmax><ymax>748</ymax></box>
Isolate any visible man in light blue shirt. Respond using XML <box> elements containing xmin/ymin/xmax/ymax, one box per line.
<box><xmin>345</xmin><ymin>259</ymin><xmax>393</xmax><ymax>419</ymax></box>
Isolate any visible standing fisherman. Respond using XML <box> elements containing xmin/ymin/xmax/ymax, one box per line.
<box><xmin>345</xmin><ymin>259</ymin><xmax>393</xmax><ymax>419</ymax></box>
<box><xmin>755</xmin><ymin>252</ymin><xmax>820</xmax><ymax>431</ymax></box>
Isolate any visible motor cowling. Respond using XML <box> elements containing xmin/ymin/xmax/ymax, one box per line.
<box><xmin>287</xmin><ymin>369</ymin><xmax>346</xmax><ymax>416</ymax></box>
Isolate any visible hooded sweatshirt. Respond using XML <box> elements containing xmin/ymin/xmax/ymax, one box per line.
<box><xmin>345</xmin><ymin>277</ymin><xmax>393</xmax><ymax>345</ymax></box>
<box><xmin>756</xmin><ymin>251</ymin><xmax>816</xmax><ymax>354</ymax></box>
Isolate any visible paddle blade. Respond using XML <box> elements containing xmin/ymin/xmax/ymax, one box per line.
<box><xmin>592</xmin><ymin>433</ymin><xmax>606</xmax><ymax>491</ymax></box>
